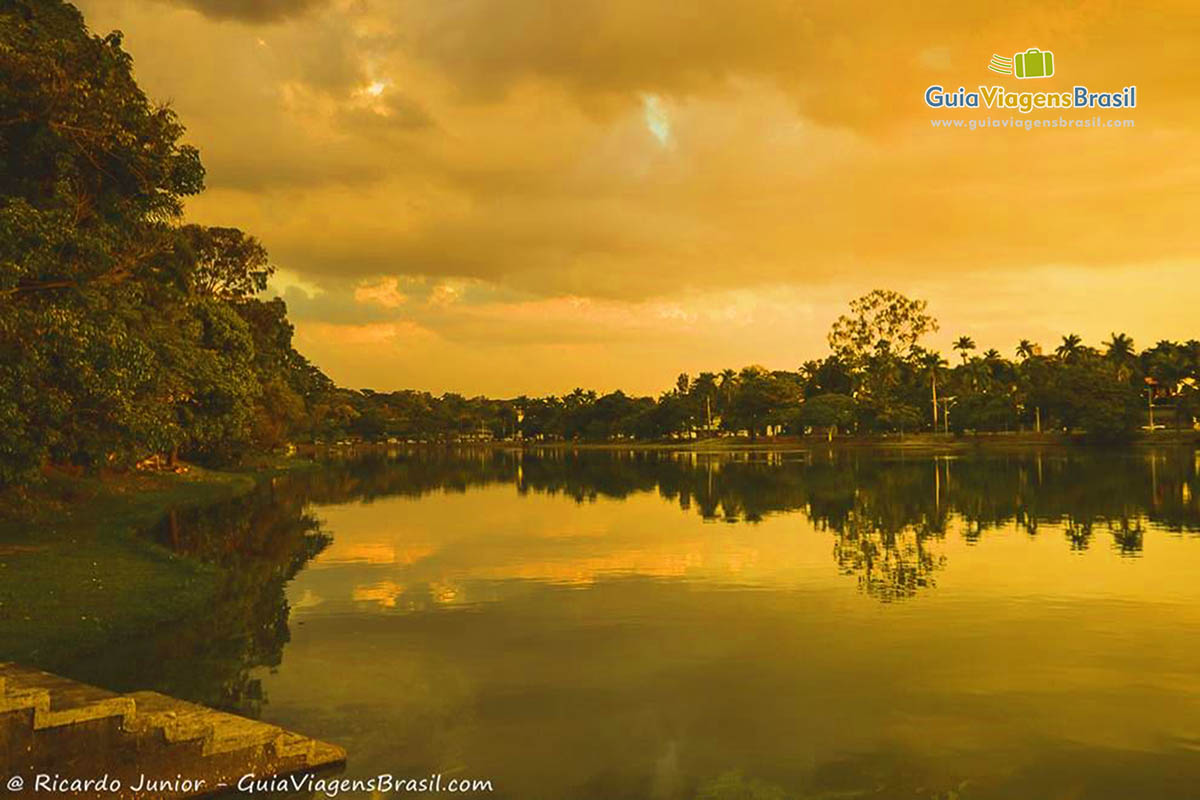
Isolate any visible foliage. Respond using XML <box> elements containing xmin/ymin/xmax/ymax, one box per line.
<box><xmin>0</xmin><ymin>1</ymin><xmax>334</xmax><ymax>483</ymax></box>
<box><xmin>797</xmin><ymin>393</ymin><xmax>857</xmax><ymax>438</ymax></box>
<box><xmin>720</xmin><ymin>366</ymin><xmax>800</xmax><ymax>438</ymax></box>
<box><xmin>827</xmin><ymin>289</ymin><xmax>938</xmax><ymax>364</ymax></box>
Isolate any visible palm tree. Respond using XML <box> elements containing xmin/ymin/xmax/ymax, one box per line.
<box><xmin>983</xmin><ymin>348</ymin><xmax>1001</xmax><ymax>361</ymax></box>
<box><xmin>1056</xmin><ymin>333</ymin><xmax>1083</xmax><ymax>361</ymax></box>
<box><xmin>1016</xmin><ymin>339</ymin><xmax>1038</xmax><ymax>360</ymax></box>
<box><xmin>953</xmin><ymin>336</ymin><xmax>976</xmax><ymax>364</ymax></box>
<box><xmin>694</xmin><ymin>372</ymin><xmax>718</xmax><ymax>429</ymax></box>
<box><xmin>718</xmin><ymin>368</ymin><xmax>738</xmax><ymax>415</ymax></box>
<box><xmin>920</xmin><ymin>350</ymin><xmax>949</xmax><ymax>430</ymax></box>
<box><xmin>1105</xmin><ymin>332</ymin><xmax>1136</xmax><ymax>381</ymax></box>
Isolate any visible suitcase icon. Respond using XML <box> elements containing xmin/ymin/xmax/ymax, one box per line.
<box><xmin>1014</xmin><ymin>48</ymin><xmax>1054</xmax><ymax>79</ymax></box>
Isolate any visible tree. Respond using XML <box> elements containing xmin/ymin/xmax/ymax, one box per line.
<box><xmin>952</xmin><ymin>392</ymin><xmax>1018</xmax><ymax>434</ymax></box>
<box><xmin>879</xmin><ymin>402</ymin><xmax>922</xmax><ymax>436</ymax></box>
<box><xmin>953</xmin><ymin>336</ymin><xmax>976</xmax><ymax>364</ymax></box>
<box><xmin>0</xmin><ymin>0</ymin><xmax>205</xmax><ymax>480</ymax></box>
<box><xmin>1017</xmin><ymin>355</ymin><xmax>1054</xmax><ymax>433</ymax></box>
<box><xmin>236</xmin><ymin>297</ymin><xmax>332</xmax><ymax>448</ymax></box>
<box><xmin>798</xmin><ymin>394</ymin><xmax>858</xmax><ymax>440</ymax></box>
<box><xmin>717</xmin><ymin>368</ymin><xmax>739</xmax><ymax>417</ymax></box>
<box><xmin>800</xmin><ymin>356</ymin><xmax>853</xmax><ymax>398</ymax></box>
<box><xmin>722</xmin><ymin>366</ymin><xmax>798</xmax><ymax>439</ymax></box>
<box><xmin>916</xmin><ymin>349</ymin><xmax>948</xmax><ymax>430</ymax></box>
<box><xmin>1062</xmin><ymin>361</ymin><xmax>1141</xmax><ymax>440</ymax></box>
<box><xmin>1056</xmin><ymin>333</ymin><xmax>1084</xmax><ymax>361</ymax></box>
<box><xmin>0</xmin><ymin>3</ymin><xmax>335</xmax><ymax>481</ymax></box>
<box><xmin>1016</xmin><ymin>339</ymin><xmax>1039</xmax><ymax>360</ymax></box>
<box><xmin>181</xmin><ymin>225</ymin><xmax>273</xmax><ymax>299</ymax></box>
<box><xmin>692</xmin><ymin>371</ymin><xmax>718</xmax><ymax>430</ymax></box>
<box><xmin>1104</xmin><ymin>333</ymin><xmax>1136</xmax><ymax>382</ymax></box>
<box><xmin>827</xmin><ymin>290</ymin><xmax>938</xmax><ymax>365</ymax></box>
<box><xmin>0</xmin><ymin>1</ymin><xmax>203</xmax><ymax>298</ymax></box>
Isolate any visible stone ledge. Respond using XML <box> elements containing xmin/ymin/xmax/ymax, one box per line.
<box><xmin>1</xmin><ymin>663</ymin><xmax>345</xmax><ymax>799</ymax></box>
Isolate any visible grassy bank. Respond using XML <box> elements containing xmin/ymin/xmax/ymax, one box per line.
<box><xmin>0</xmin><ymin>458</ymin><xmax>306</xmax><ymax>671</ymax></box>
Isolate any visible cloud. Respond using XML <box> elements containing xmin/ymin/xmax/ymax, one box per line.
<box><xmin>269</xmin><ymin>268</ymin><xmax>324</xmax><ymax>299</ymax></box>
<box><xmin>641</xmin><ymin>94</ymin><xmax>671</xmax><ymax>146</ymax></box>
<box><xmin>157</xmin><ymin>0</ymin><xmax>331</xmax><ymax>23</ymax></box>
<box><xmin>73</xmin><ymin>0</ymin><xmax>1200</xmax><ymax>394</ymax></box>
<box><xmin>354</xmin><ymin>277</ymin><xmax>408</xmax><ymax>308</ymax></box>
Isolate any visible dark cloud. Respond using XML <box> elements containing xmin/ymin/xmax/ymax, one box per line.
<box><xmin>161</xmin><ymin>0</ymin><xmax>330</xmax><ymax>23</ymax></box>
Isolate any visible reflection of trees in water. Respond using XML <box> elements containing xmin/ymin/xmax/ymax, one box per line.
<box><xmin>297</xmin><ymin>447</ymin><xmax>1200</xmax><ymax>601</ymax></box>
<box><xmin>77</xmin><ymin>481</ymin><xmax>332</xmax><ymax>716</ymax></box>
<box><xmin>106</xmin><ymin>447</ymin><xmax>1198</xmax><ymax>710</ymax></box>
<box><xmin>832</xmin><ymin>520</ymin><xmax>946</xmax><ymax>602</ymax></box>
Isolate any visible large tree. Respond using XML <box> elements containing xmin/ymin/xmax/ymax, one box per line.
<box><xmin>0</xmin><ymin>2</ymin><xmax>327</xmax><ymax>482</ymax></box>
<box><xmin>0</xmin><ymin>1</ymin><xmax>207</xmax><ymax>480</ymax></box>
<box><xmin>827</xmin><ymin>289</ymin><xmax>938</xmax><ymax>365</ymax></box>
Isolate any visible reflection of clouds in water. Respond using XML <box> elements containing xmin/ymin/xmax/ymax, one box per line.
<box><xmin>353</xmin><ymin>580</ymin><xmax>405</xmax><ymax>608</ymax></box>
<box><xmin>314</xmin><ymin>541</ymin><xmax>434</xmax><ymax>566</ymax></box>
<box><xmin>325</xmin><ymin>512</ymin><xmax>776</xmax><ymax>612</ymax></box>
<box><xmin>291</xmin><ymin>588</ymin><xmax>324</xmax><ymax>610</ymax></box>
<box><xmin>353</xmin><ymin>580</ymin><xmax>460</xmax><ymax>609</ymax></box>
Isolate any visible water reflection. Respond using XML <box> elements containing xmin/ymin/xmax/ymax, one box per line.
<box><xmin>301</xmin><ymin>447</ymin><xmax>1200</xmax><ymax>534</ymax></box>
<box><xmin>135</xmin><ymin>447</ymin><xmax>1200</xmax><ymax>799</ymax></box>
<box><xmin>283</xmin><ymin>448</ymin><xmax>1200</xmax><ymax>603</ymax></box>
<box><xmin>59</xmin><ymin>480</ymin><xmax>332</xmax><ymax>715</ymax></box>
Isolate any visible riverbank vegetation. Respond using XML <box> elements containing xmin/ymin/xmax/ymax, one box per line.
<box><xmin>0</xmin><ymin>460</ymin><xmax>328</xmax><ymax>713</ymax></box>
<box><xmin>2</xmin><ymin>2</ymin><xmax>1197</xmax><ymax>492</ymax></box>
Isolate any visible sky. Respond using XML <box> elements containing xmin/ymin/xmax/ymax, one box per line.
<box><xmin>76</xmin><ymin>0</ymin><xmax>1200</xmax><ymax>397</ymax></box>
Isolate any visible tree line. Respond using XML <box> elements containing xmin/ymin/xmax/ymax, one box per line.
<box><xmin>338</xmin><ymin>289</ymin><xmax>1197</xmax><ymax>445</ymax></box>
<box><xmin>2</xmin><ymin>2</ymin><xmax>1197</xmax><ymax>488</ymax></box>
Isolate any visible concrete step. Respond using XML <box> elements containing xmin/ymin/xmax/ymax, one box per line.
<box><xmin>0</xmin><ymin>663</ymin><xmax>135</xmax><ymax>730</ymax></box>
<box><xmin>126</xmin><ymin>691</ymin><xmax>282</xmax><ymax>757</ymax></box>
<box><xmin>122</xmin><ymin>691</ymin><xmax>217</xmax><ymax>748</ymax></box>
<box><xmin>1</xmin><ymin>663</ymin><xmax>346</xmax><ymax>798</ymax></box>
<box><xmin>0</xmin><ymin>687</ymin><xmax>51</xmax><ymax>716</ymax></box>
<box><xmin>274</xmin><ymin>730</ymin><xmax>318</xmax><ymax>760</ymax></box>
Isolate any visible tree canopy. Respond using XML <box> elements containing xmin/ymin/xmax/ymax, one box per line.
<box><xmin>0</xmin><ymin>0</ymin><xmax>332</xmax><ymax>483</ymax></box>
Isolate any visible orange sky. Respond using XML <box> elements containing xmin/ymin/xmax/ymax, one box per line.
<box><xmin>77</xmin><ymin>0</ymin><xmax>1200</xmax><ymax>396</ymax></box>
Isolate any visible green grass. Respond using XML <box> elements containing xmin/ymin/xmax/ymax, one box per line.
<box><xmin>0</xmin><ymin>461</ymin><xmax>295</xmax><ymax>669</ymax></box>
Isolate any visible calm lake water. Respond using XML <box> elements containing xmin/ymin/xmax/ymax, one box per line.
<box><xmin>157</xmin><ymin>448</ymin><xmax>1200</xmax><ymax>799</ymax></box>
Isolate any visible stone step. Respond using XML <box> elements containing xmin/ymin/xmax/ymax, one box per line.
<box><xmin>125</xmin><ymin>691</ymin><xmax>282</xmax><ymax>757</ymax></box>
<box><xmin>274</xmin><ymin>730</ymin><xmax>318</xmax><ymax>760</ymax></box>
<box><xmin>0</xmin><ymin>663</ymin><xmax>135</xmax><ymax>730</ymax></box>
<box><xmin>0</xmin><ymin>687</ymin><xmax>51</xmax><ymax>716</ymax></box>
<box><xmin>1</xmin><ymin>663</ymin><xmax>346</xmax><ymax>798</ymax></box>
<box><xmin>123</xmin><ymin>691</ymin><xmax>217</xmax><ymax>749</ymax></box>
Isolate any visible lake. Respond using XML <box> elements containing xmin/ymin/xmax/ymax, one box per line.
<box><xmin>150</xmin><ymin>448</ymin><xmax>1200</xmax><ymax>798</ymax></box>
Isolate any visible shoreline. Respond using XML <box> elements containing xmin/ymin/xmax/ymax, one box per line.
<box><xmin>0</xmin><ymin>457</ymin><xmax>312</xmax><ymax>676</ymax></box>
<box><xmin>299</xmin><ymin>430</ymin><xmax>1200</xmax><ymax>457</ymax></box>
